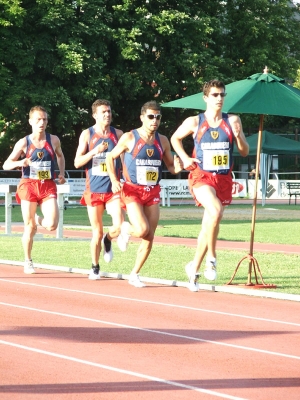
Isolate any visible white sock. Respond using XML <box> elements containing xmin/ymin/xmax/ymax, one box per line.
<box><xmin>206</xmin><ymin>257</ymin><xmax>217</xmax><ymax>266</ymax></box>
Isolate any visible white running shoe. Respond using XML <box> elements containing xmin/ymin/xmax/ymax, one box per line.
<box><xmin>24</xmin><ymin>260</ymin><xmax>35</xmax><ymax>274</ymax></box>
<box><xmin>128</xmin><ymin>273</ymin><xmax>146</xmax><ymax>288</ymax></box>
<box><xmin>185</xmin><ymin>261</ymin><xmax>200</xmax><ymax>292</ymax></box>
<box><xmin>102</xmin><ymin>233</ymin><xmax>113</xmax><ymax>263</ymax></box>
<box><xmin>117</xmin><ymin>221</ymin><xmax>131</xmax><ymax>252</ymax></box>
<box><xmin>204</xmin><ymin>259</ymin><xmax>217</xmax><ymax>281</ymax></box>
<box><xmin>88</xmin><ymin>267</ymin><xmax>100</xmax><ymax>280</ymax></box>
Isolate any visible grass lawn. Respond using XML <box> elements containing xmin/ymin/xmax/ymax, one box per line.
<box><xmin>0</xmin><ymin>203</ymin><xmax>299</xmax><ymax>295</ymax></box>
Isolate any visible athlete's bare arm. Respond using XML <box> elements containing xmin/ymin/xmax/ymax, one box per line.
<box><xmin>2</xmin><ymin>138</ymin><xmax>30</xmax><ymax>170</ymax></box>
<box><xmin>228</xmin><ymin>114</ymin><xmax>249</xmax><ymax>157</ymax></box>
<box><xmin>171</xmin><ymin>116</ymin><xmax>200</xmax><ymax>169</ymax></box>
<box><xmin>115</xmin><ymin>128</ymin><xmax>125</xmax><ymax>165</ymax></box>
<box><xmin>74</xmin><ymin>129</ymin><xmax>111</xmax><ymax>169</ymax></box>
<box><xmin>160</xmin><ymin>135</ymin><xmax>183</xmax><ymax>174</ymax></box>
<box><xmin>51</xmin><ymin>135</ymin><xmax>66</xmax><ymax>184</ymax></box>
<box><xmin>106</xmin><ymin>131</ymin><xmax>133</xmax><ymax>193</ymax></box>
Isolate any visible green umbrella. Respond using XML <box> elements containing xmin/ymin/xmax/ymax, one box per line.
<box><xmin>162</xmin><ymin>68</ymin><xmax>300</xmax><ymax>287</ymax></box>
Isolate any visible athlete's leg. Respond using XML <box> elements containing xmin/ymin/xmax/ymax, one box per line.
<box><xmin>86</xmin><ymin>204</ymin><xmax>105</xmax><ymax>266</ymax></box>
<box><xmin>106</xmin><ymin>198</ymin><xmax>124</xmax><ymax>240</ymax></box>
<box><xmin>125</xmin><ymin>201</ymin><xmax>150</xmax><ymax>239</ymax></box>
<box><xmin>128</xmin><ymin>203</ymin><xmax>160</xmax><ymax>274</ymax></box>
<box><xmin>193</xmin><ymin>184</ymin><xmax>224</xmax><ymax>261</ymax></box>
<box><xmin>39</xmin><ymin>198</ymin><xmax>59</xmax><ymax>231</ymax></box>
<box><xmin>191</xmin><ymin>210</ymin><xmax>210</xmax><ymax>272</ymax></box>
<box><xmin>20</xmin><ymin>200</ymin><xmax>38</xmax><ymax>260</ymax></box>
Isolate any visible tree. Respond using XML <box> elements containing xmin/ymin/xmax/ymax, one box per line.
<box><xmin>1</xmin><ymin>0</ymin><xmax>300</xmax><ymax>169</ymax></box>
<box><xmin>216</xmin><ymin>0</ymin><xmax>300</xmax><ymax>81</ymax></box>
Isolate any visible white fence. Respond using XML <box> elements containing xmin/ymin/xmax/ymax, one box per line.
<box><xmin>1</xmin><ymin>175</ymin><xmax>298</xmax><ymax>239</ymax></box>
<box><xmin>1</xmin><ymin>177</ymin><xmax>298</xmax><ymax>201</ymax></box>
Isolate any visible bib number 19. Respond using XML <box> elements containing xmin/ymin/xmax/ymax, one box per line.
<box><xmin>213</xmin><ymin>155</ymin><xmax>228</xmax><ymax>166</ymax></box>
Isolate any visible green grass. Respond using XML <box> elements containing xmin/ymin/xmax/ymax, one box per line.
<box><xmin>1</xmin><ymin>204</ymin><xmax>299</xmax><ymax>295</ymax></box>
<box><xmin>2</xmin><ymin>203</ymin><xmax>300</xmax><ymax>244</ymax></box>
<box><xmin>155</xmin><ymin>220</ymin><xmax>300</xmax><ymax>245</ymax></box>
<box><xmin>1</xmin><ymin>236</ymin><xmax>299</xmax><ymax>295</ymax></box>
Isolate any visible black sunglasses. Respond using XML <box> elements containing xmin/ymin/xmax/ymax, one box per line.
<box><xmin>146</xmin><ymin>114</ymin><xmax>162</xmax><ymax>120</ymax></box>
<box><xmin>210</xmin><ymin>93</ymin><xmax>227</xmax><ymax>98</ymax></box>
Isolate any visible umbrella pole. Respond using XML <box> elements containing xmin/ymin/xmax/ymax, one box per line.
<box><xmin>227</xmin><ymin>115</ymin><xmax>276</xmax><ymax>288</ymax></box>
<box><xmin>247</xmin><ymin>115</ymin><xmax>264</xmax><ymax>284</ymax></box>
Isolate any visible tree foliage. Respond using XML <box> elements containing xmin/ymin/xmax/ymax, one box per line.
<box><xmin>1</xmin><ymin>0</ymin><xmax>300</xmax><ymax>168</ymax></box>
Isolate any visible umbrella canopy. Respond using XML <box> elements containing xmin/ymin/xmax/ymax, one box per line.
<box><xmin>233</xmin><ymin>130</ymin><xmax>300</xmax><ymax>156</ymax></box>
<box><xmin>162</xmin><ymin>71</ymin><xmax>300</xmax><ymax>119</ymax></box>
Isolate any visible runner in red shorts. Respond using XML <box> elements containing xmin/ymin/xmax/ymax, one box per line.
<box><xmin>3</xmin><ymin>106</ymin><xmax>66</xmax><ymax>274</ymax></box>
<box><xmin>171</xmin><ymin>80</ymin><xmax>249</xmax><ymax>292</ymax></box>
<box><xmin>106</xmin><ymin>100</ymin><xmax>183</xmax><ymax>288</ymax></box>
<box><xmin>74</xmin><ymin>99</ymin><xmax>124</xmax><ymax>280</ymax></box>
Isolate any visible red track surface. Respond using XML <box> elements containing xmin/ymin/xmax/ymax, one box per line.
<box><xmin>0</xmin><ymin>266</ymin><xmax>299</xmax><ymax>400</ymax></box>
<box><xmin>0</xmin><ymin>226</ymin><xmax>300</xmax><ymax>399</ymax></box>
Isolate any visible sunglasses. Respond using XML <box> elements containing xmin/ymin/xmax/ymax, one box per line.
<box><xmin>146</xmin><ymin>114</ymin><xmax>162</xmax><ymax>120</ymax></box>
<box><xmin>210</xmin><ymin>93</ymin><xmax>227</xmax><ymax>98</ymax></box>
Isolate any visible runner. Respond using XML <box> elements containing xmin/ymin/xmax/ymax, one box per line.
<box><xmin>171</xmin><ymin>80</ymin><xmax>249</xmax><ymax>291</ymax></box>
<box><xmin>106</xmin><ymin>100</ymin><xmax>183</xmax><ymax>287</ymax></box>
<box><xmin>74</xmin><ymin>99</ymin><xmax>124</xmax><ymax>280</ymax></box>
<box><xmin>3</xmin><ymin>105</ymin><xmax>66</xmax><ymax>274</ymax></box>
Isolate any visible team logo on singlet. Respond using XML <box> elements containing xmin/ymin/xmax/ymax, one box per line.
<box><xmin>37</xmin><ymin>151</ymin><xmax>44</xmax><ymax>159</ymax></box>
<box><xmin>211</xmin><ymin>130</ymin><xmax>219</xmax><ymax>140</ymax></box>
<box><xmin>146</xmin><ymin>149</ymin><xmax>154</xmax><ymax>157</ymax></box>
<box><xmin>103</xmin><ymin>141</ymin><xmax>109</xmax><ymax>149</ymax></box>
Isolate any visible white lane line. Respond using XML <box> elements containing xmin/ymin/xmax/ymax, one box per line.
<box><xmin>0</xmin><ymin>278</ymin><xmax>299</xmax><ymax>327</ymax></box>
<box><xmin>0</xmin><ymin>339</ymin><xmax>247</xmax><ymax>400</ymax></box>
<box><xmin>1</xmin><ymin>302</ymin><xmax>300</xmax><ymax>361</ymax></box>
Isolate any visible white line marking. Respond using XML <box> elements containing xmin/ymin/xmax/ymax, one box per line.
<box><xmin>0</xmin><ymin>339</ymin><xmax>247</xmax><ymax>400</ymax></box>
<box><xmin>0</xmin><ymin>278</ymin><xmax>299</xmax><ymax>327</ymax></box>
<box><xmin>1</xmin><ymin>302</ymin><xmax>300</xmax><ymax>361</ymax></box>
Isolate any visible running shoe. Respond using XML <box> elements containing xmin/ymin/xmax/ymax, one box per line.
<box><xmin>88</xmin><ymin>266</ymin><xmax>100</xmax><ymax>280</ymax></box>
<box><xmin>185</xmin><ymin>261</ymin><xmax>200</xmax><ymax>292</ymax></box>
<box><xmin>117</xmin><ymin>221</ymin><xmax>131</xmax><ymax>252</ymax></box>
<box><xmin>102</xmin><ymin>233</ymin><xmax>113</xmax><ymax>263</ymax></box>
<box><xmin>24</xmin><ymin>260</ymin><xmax>35</xmax><ymax>274</ymax></box>
<box><xmin>128</xmin><ymin>273</ymin><xmax>146</xmax><ymax>288</ymax></box>
<box><xmin>204</xmin><ymin>258</ymin><xmax>217</xmax><ymax>281</ymax></box>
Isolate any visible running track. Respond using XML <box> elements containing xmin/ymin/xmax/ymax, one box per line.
<box><xmin>0</xmin><ymin>227</ymin><xmax>300</xmax><ymax>399</ymax></box>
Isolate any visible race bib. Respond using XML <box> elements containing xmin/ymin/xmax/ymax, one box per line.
<box><xmin>29</xmin><ymin>161</ymin><xmax>52</xmax><ymax>180</ymax></box>
<box><xmin>136</xmin><ymin>166</ymin><xmax>159</xmax><ymax>185</ymax></box>
<box><xmin>92</xmin><ymin>154</ymin><xmax>108</xmax><ymax>176</ymax></box>
<box><xmin>203</xmin><ymin>150</ymin><xmax>229</xmax><ymax>171</ymax></box>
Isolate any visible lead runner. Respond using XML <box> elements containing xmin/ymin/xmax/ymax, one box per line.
<box><xmin>171</xmin><ymin>79</ymin><xmax>249</xmax><ymax>292</ymax></box>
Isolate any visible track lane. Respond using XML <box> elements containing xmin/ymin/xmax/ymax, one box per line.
<box><xmin>0</xmin><ymin>264</ymin><xmax>300</xmax><ymax>399</ymax></box>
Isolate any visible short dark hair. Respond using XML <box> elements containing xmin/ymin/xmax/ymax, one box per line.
<box><xmin>203</xmin><ymin>80</ymin><xmax>225</xmax><ymax>96</ymax></box>
<box><xmin>92</xmin><ymin>99</ymin><xmax>111</xmax><ymax>114</ymax></box>
<box><xmin>29</xmin><ymin>105</ymin><xmax>47</xmax><ymax>119</ymax></box>
<box><xmin>141</xmin><ymin>100</ymin><xmax>161</xmax><ymax>115</ymax></box>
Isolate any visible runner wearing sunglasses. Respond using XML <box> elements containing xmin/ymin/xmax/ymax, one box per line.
<box><xmin>106</xmin><ymin>100</ymin><xmax>183</xmax><ymax>288</ymax></box>
<box><xmin>171</xmin><ymin>79</ymin><xmax>249</xmax><ymax>292</ymax></box>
